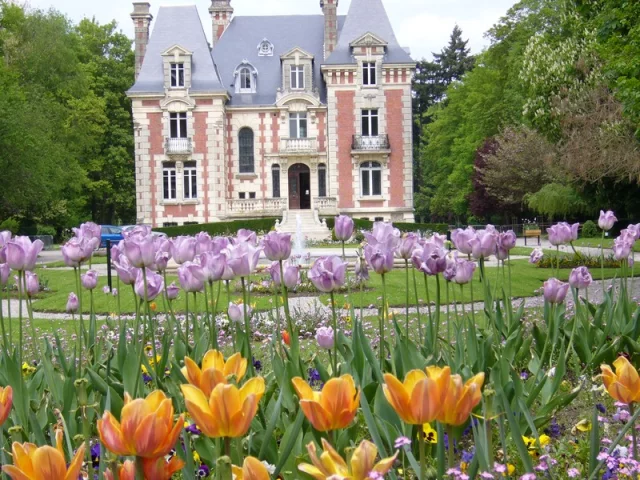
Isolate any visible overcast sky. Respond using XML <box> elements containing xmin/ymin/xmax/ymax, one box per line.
<box><xmin>19</xmin><ymin>0</ymin><xmax>516</xmax><ymax>60</ymax></box>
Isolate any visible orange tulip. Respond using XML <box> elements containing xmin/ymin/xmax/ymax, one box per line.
<box><xmin>104</xmin><ymin>457</ymin><xmax>183</xmax><ymax>480</ymax></box>
<box><xmin>0</xmin><ymin>385</ymin><xmax>13</xmax><ymax>427</ymax></box>
<box><xmin>282</xmin><ymin>330</ymin><xmax>291</xmax><ymax>346</ymax></box>
<box><xmin>298</xmin><ymin>438</ymin><xmax>397</xmax><ymax>480</ymax></box>
<box><xmin>97</xmin><ymin>390</ymin><xmax>184</xmax><ymax>458</ymax></box>
<box><xmin>232</xmin><ymin>456</ymin><xmax>271</xmax><ymax>480</ymax></box>
<box><xmin>183</xmin><ymin>350</ymin><xmax>248</xmax><ymax>396</ymax></box>
<box><xmin>104</xmin><ymin>460</ymin><xmax>135</xmax><ymax>480</ymax></box>
<box><xmin>181</xmin><ymin>377</ymin><xmax>265</xmax><ymax>438</ymax></box>
<box><xmin>3</xmin><ymin>430</ymin><xmax>85</xmax><ymax>480</ymax></box>
<box><xmin>437</xmin><ymin>372</ymin><xmax>485</xmax><ymax>426</ymax></box>
<box><xmin>292</xmin><ymin>374</ymin><xmax>360</xmax><ymax>432</ymax></box>
<box><xmin>601</xmin><ymin>356</ymin><xmax>640</xmax><ymax>404</ymax></box>
<box><xmin>382</xmin><ymin>366</ymin><xmax>451</xmax><ymax>425</ymax></box>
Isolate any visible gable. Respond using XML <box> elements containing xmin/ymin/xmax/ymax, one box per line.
<box><xmin>350</xmin><ymin>32</ymin><xmax>388</xmax><ymax>48</ymax></box>
<box><xmin>280</xmin><ymin>47</ymin><xmax>315</xmax><ymax>61</ymax></box>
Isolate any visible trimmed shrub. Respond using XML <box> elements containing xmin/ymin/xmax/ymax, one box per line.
<box><xmin>323</xmin><ymin>217</ymin><xmax>449</xmax><ymax>235</ymax></box>
<box><xmin>156</xmin><ymin>218</ymin><xmax>278</xmax><ymax>237</ymax></box>
<box><xmin>537</xmin><ymin>253</ymin><xmax>620</xmax><ymax>269</ymax></box>
<box><xmin>0</xmin><ymin>218</ymin><xmax>20</xmax><ymax>234</ymax></box>
<box><xmin>581</xmin><ymin>220</ymin><xmax>599</xmax><ymax>238</ymax></box>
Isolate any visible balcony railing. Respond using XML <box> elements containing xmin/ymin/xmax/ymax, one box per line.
<box><xmin>281</xmin><ymin>137</ymin><xmax>318</xmax><ymax>154</ymax></box>
<box><xmin>165</xmin><ymin>137</ymin><xmax>192</xmax><ymax>154</ymax></box>
<box><xmin>314</xmin><ymin>197</ymin><xmax>337</xmax><ymax>214</ymax></box>
<box><xmin>352</xmin><ymin>134</ymin><xmax>390</xmax><ymax>151</ymax></box>
<box><xmin>227</xmin><ymin>198</ymin><xmax>287</xmax><ymax>217</ymax></box>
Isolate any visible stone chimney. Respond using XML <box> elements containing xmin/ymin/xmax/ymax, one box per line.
<box><xmin>320</xmin><ymin>0</ymin><xmax>338</xmax><ymax>59</ymax></box>
<box><xmin>209</xmin><ymin>0</ymin><xmax>233</xmax><ymax>49</ymax></box>
<box><xmin>131</xmin><ymin>2</ymin><xmax>153</xmax><ymax>80</ymax></box>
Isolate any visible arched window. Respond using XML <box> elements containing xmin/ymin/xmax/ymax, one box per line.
<box><xmin>360</xmin><ymin>161</ymin><xmax>382</xmax><ymax>196</ymax></box>
<box><xmin>240</xmin><ymin>68</ymin><xmax>252</xmax><ymax>91</ymax></box>
<box><xmin>272</xmin><ymin>164</ymin><xmax>281</xmax><ymax>198</ymax></box>
<box><xmin>318</xmin><ymin>163</ymin><xmax>327</xmax><ymax>197</ymax></box>
<box><xmin>239</xmin><ymin>128</ymin><xmax>255</xmax><ymax>173</ymax></box>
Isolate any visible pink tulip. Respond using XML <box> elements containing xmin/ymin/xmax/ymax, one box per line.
<box><xmin>81</xmin><ymin>270</ymin><xmax>98</xmax><ymax>290</ymax></box>
<box><xmin>335</xmin><ymin>215</ymin><xmax>355</xmax><ymax>242</ymax></box>
<box><xmin>0</xmin><ymin>263</ymin><xmax>10</xmax><ymax>286</ymax></box>
<box><xmin>598</xmin><ymin>210</ymin><xmax>617</xmax><ymax>231</ymax></box>
<box><xmin>315</xmin><ymin>326</ymin><xmax>335</xmax><ymax>349</ymax></box>
<box><xmin>170</xmin><ymin>236</ymin><xmax>197</xmax><ymax>265</ymax></box>
<box><xmin>543</xmin><ymin>278</ymin><xmax>569</xmax><ymax>304</ymax></box>
<box><xmin>308</xmin><ymin>256</ymin><xmax>347</xmax><ymax>293</ymax></box>
<box><xmin>227</xmin><ymin>242</ymin><xmax>261</xmax><ymax>277</ymax></box>
<box><xmin>66</xmin><ymin>292</ymin><xmax>79</xmax><ymax>313</ymax></box>
<box><xmin>134</xmin><ymin>269</ymin><xmax>164</xmax><ymax>301</ymax></box>
<box><xmin>262</xmin><ymin>231</ymin><xmax>292</xmax><ymax>261</ymax></box>
<box><xmin>364</xmin><ymin>222</ymin><xmax>401</xmax><ymax>249</ymax></box>
<box><xmin>5</xmin><ymin>236</ymin><xmax>44</xmax><ymax>271</ymax></box>
<box><xmin>569</xmin><ymin>267</ymin><xmax>592</xmax><ymax>290</ymax></box>
<box><xmin>177</xmin><ymin>262</ymin><xmax>205</xmax><ymax>293</ymax></box>
<box><xmin>166</xmin><ymin>282</ymin><xmax>180</xmax><ymax>300</ymax></box>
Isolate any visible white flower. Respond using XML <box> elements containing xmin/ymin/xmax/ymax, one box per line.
<box><xmin>547</xmin><ymin>367</ymin><xmax>556</xmax><ymax>378</ymax></box>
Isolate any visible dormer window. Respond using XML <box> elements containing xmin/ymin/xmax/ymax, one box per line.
<box><xmin>240</xmin><ymin>68</ymin><xmax>252</xmax><ymax>91</ymax></box>
<box><xmin>258</xmin><ymin>38</ymin><xmax>274</xmax><ymax>56</ymax></box>
<box><xmin>290</xmin><ymin>65</ymin><xmax>305</xmax><ymax>90</ymax></box>
<box><xmin>363</xmin><ymin>62</ymin><xmax>376</xmax><ymax>86</ymax></box>
<box><xmin>234</xmin><ymin>61</ymin><xmax>258</xmax><ymax>94</ymax></box>
<box><xmin>171</xmin><ymin>63</ymin><xmax>185</xmax><ymax>87</ymax></box>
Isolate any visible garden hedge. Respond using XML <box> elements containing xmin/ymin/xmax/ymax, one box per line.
<box><xmin>155</xmin><ymin>218</ymin><xmax>278</xmax><ymax>237</ymax></box>
<box><xmin>323</xmin><ymin>217</ymin><xmax>449</xmax><ymax>235</ymax></box>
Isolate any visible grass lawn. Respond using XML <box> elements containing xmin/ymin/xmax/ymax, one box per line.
<box><xmin>573</xmin><ymin>237</ymin><xmax>640</xmax><ymax>252</ymax></box>
<box><xmin>22</xmin><ymin>259</ymin><xmax>635</xmax><ymax>315</ymax></box>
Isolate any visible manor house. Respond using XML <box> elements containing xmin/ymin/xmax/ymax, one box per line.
<box><xmin>128</xmin><ymin>0</ymin><xmax>415</xmax><ymax>235</ymax></box>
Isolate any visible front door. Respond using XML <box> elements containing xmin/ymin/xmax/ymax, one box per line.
<box><xmin>288</xmin><ymin>163</ymin><xmax>311</xmax><ymax>210</ymax></box>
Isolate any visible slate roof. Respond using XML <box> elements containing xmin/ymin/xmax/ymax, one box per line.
<box><xmin>213</xmin><ymin>15</ymin><xmax>346</xmax><ymax>106</ymax></box>
<box><xmin>129</xmin><ymin>5</ymin><xmax>224</xmax><ymax>94</ymax></box>
<box><xmin>325</xmin><ymin>0</ymin><xmax>414</xmax><ymax>65</ymax></box>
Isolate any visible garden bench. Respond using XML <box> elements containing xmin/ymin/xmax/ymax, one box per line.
<box><xmin>524</xmin><ymin>229</ymin><xmax>541</xmax><ymax>246</ymax></box>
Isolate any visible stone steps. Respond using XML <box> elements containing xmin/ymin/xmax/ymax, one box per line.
<box><xmin>275</xmin><ymin>210</ymin><xmax>331</xmax><ymax>240</ymax></box>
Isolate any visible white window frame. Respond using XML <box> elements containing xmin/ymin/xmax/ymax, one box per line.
<box><xmin>240</xmin><ymin>67</ymin><xmax>252</xmax><ymax>92</ymax></box>
<box><xmin>362</xmin><ymin>109</ymin><xmax>379</xmax><ymax>137</ymax></box>
<box><xmin>290</xmin><ymin>65</ymin><xmax>305</xmax><ymax>90</ymax></box>
<box><xmin>360</xmin><ymin>161</ymin><xmax>382</xmax><ymax>197</ymax></box>
<box><xmin>363</xmin><ymin>61</ymin><xmax>376</xmax><ymax>86</ymax></box>
<box><xmin>170</xmin><ymin>63</ymin><xmax>185</xmax><ymax>87</ymax></box>
<box><xmin>289</xmin><ymin>113</ymin><xmax>308</xmax><ymax>139</ymax></box>
<box><xmin>169</xmin><ymin>112</ymin><xmax>188</xmax><ymax>138</ymax></box>
<box><xmin>163</xmin><ymin>164</ymin><xmax>177</xmax><ymax>200</ymax></box>
<box><xmin>183</xmin><ymin>163</ymin><xmax>197</xmax><ymax>200</ymax></box>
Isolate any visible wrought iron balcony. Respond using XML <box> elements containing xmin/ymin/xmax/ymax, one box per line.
<box><xmin>165</xmin><ymin>137</ymin><xmax>192</xmax><ymax>155</ymax></box>
<box><xmin>280</xmin><ymin>137</ymin><xmax>318</xmax><ymax>154</ymax></box>
<box><xmin>352</xmin><ymin>134</ymin><xmax>390</xmax><ymax>152</ymax></box>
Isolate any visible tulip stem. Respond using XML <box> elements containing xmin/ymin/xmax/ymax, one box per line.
<box><xmin>226</xmin><ymin>281</ymin><xmax>236</xmax><ymax>351</ymax></box>
<box><xmin>447</xmin><ymin>425</ymin><xmax>455</xmax><ymax>468</ymax></box>
<box><xmin>631</xmin><ymin>403</ymin><xmax>638</xmax><ymax>462</ymax></box>
<box><xmin>142</xmin><ymin>267</ymin><xmax>160</xmax><ymax>382</ymax></box>
<box><xmin>380</xmin><ymin>273</ymin><xmax>387</xmax><ymax>371</ymax></box>
<box><xmin>404</xmin><ymin>259</ymin><xmax>410</xmax><ymax>337</ymax></box>
<box><xmin>18</xmin><ymin>271</ymin><xmax>24</xmax><ymax>368</ymax></box>
<box><xmin>76</xmin><ymin>267</ymin><xmax>85</xmax><ymax>374</ymax></box>
<box><xmin>241</xmin><ymin>277</ymin><xmax>255</xmax><ymax>377</ymax></box>
<box><xmin>468</xmin><ymin>255</ymin><xmax>476</xmax><ymax>326</ymax></box>
<box><xmin>445</xmin><ymin>279</ymin><xmax>451</xmax><ymax>346</ymax></box>
<box><xmin>185</xmin><ymin>291</ymin><xmax>190</xmax><ymax>348</ymax></box>
<box><xmin>224</xmin><ymin>437</ymin><xmax>231</xmax><ymax>457</ymax></box>
<box><xmin>433</xmin><ymin>275</ymin><xmax>441</xmax><ymax>357</ymax></box>
<box><xmin>135</xmin><ymin>456</ymin><xmax>145</xmax><ymax>480</ymax></box>
<box><xmin>419</xmin><ymin>434</ymin><xmax>426</xmax><ymax>480</ymax></box>
<box><xmin>423</xmin><ymin>273</ymin><xmax>433</xmax><ymax>345</ymax></box>
<box><xmin>330</xmin><ymin>291</ymin><xmax>339</xmax><ymax>375</ymax></box>
<box><xmin>412</xmin><ymin>268</ymin><xmax>423</xmax><ymax>343</ymax></box>
<box><xmin>566</xmin><ymin>288</ymin><xmax>580</xmax><ymax>363</ymax></box>
<box><xmin>0</xmin><ymin>282</ymin><xmax>8</xmax><ymax>353</ymax></box>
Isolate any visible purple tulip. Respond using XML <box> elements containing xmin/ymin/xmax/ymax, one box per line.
<box><xmin>262</xmin><ymin>231</ymin><xmax>292</xmax><ymax>261</ymax></box>
<box><xmin>170</xmin><ymin>236</ymin><xmax>196</xmax><ymax>265</ymax></box>
<box><xmin>454</xmin><ymin>259</ymin><xmax>476</xmax><ymax>285</ymax></box>
<box><xmin>196</xmin><ymin>252</ymin><xmax>229</xmax><ymax>283</ymax></box>
<box><xmin>543</xmin><ymin>278</ymin><xmax>570</xmax><ymax>304</ymax></box>
<box><xmin>430</xmin><ymin>233</ymin><xmax>447</xmax><ymax>248</ymax></box>
<box><xmin>73</xmin><ymin>222</ymin><xmax>101</xmax><ymax>242</ymax></box>
<box><xmin>613</xmin><ymin>236</ymin><xmax>633</xmax><ymax>261</ymax></box>
<box><xmin>66</xmin><ymin>292</ymin><xmax>79</xmax><ymax>313</ymax></box>
<box><xmin>110</xmin><ymin>241</ymin><xmax>122</xmax><ymax>261</ymax></box>
<box><xmin>598</xmin><ymin>210</ymin><xmax>617</xmax><ymax>232</ymax></box>
<box><xmin>396</xmin><ymin>233</ymin><xmax>419</xmax><ymax>260</ymax></box>
<box><xmin>177</xmin><ymin>262</ymin><xmax>205</xmax><ymax>293</ymax></box>
<box><xmin>364</xmin><ymin>244</ymin><xmax>395</xmax><ymax>275</ymax></box>
<box><xmin>315</xmin><ymin>326</ymin><xmax>335</xmax><ymax>349</ymax></box>
<box><xmin>469</xmin><ymin>228</ymin><xmax>498</xmax><ymax>260</ymax></box>
<box><xmin>498</xmin><ymin>231</ymin><xmax>517</xmax><ymax>251</ymax></box>
<box><xmin>194</xmin><ymin>232</ymin><xmax>213</xmax><ymax>255</ymax></box>
<box><xmin>355</xmin><ymin>255</ymin><xmax>369</xmax><ymax>282</ymax></box>
<box><xmin>123</xmin><ymin>233</ymin><xmax>157</xmax><ymax>268</ymax></box>
<box><xmin>308</xmin><ymin>256</ymin><xmax>347</xmax><ymax>293</ymax></box>
<box><xmin>154</xmin><ymin>251</ymin><xmax>170</xmax><ymax>272</ymax></box>
<box><xmin>547</xmin><ymin>222</ymin><xmax>573</xmax><ymax>246</ymax></box>
<box><xmin>443</xmin><ymin>254</ymin><xmax>457</xmax><ymax>282</ymax></box>
<box><xmin>234</xmin><ymin>229</ymin><xmax>257</xmax><ymax>246</ymax></box>
<box><xmin>227</xmin><ymin>242</ymin><xmax>261</xmax><ymax>277</ymax></box>
<box><xmin>81</xmin><ymin>270</ymin><xmax>98</xmax><ymax>290</ymax></box>
<box><xmin>25</xmin><ymin>271</ymin><xmax>39</xmax><ymax>297</ymax></box>
<box><xmin>569</xmin><ymin>267</ymin><xmax>592</xmax><ymax>290</ymax></box>
<box><xmin>0</xmin><ymin>263</ymin><xmax>10</xmax><ymax>286</ymax></box>
<box><xmin>5</xmin><ymin>236</ymin><xmax>44</xmax><ymax>271</ymax></box>
<box><xmin>364</xmin><ymin>222</ymin><xmax>401</xmax><ymax>249</ymax></box>
<box><xmin>62</xmin><ymin>236</ymin><xmax>99</xmax><ymax>267</ymax></box>
<box><xmin>452</xmin><ymin>227</ymin><xmax>476</xmax><ymax>256</ymax></box>
<box><xmin>412</xmin><ymin>242</ymin><xmax>448</xmax><ymax>275</ymax></box>
<box><xmin>626</xmin><ymin>224</ymin><xmax>640</xmax><ymax>242</ymax></box>
<box><xmin>166</xmin><ymin>282</ymin><xmax>180</xmax><ymax>300</ymax></box>
<box><xmin>228</xmin><ymin>302</ymin><xmax>251</xmax><ymax>323</ymax></box>
<box><xmin>0</xmin><ymin>231</ymin><xmax>11</xmax><ymax>247</ymax></box>
<box><xmin>211</xmin><ymin>236</ymin><xmax>231</xmax><ymax>255</ymax></box>
<box><xmin>114</xmin><ymin>255</ymin><xmax>140</xmax><ymax>286</ymax></box>
<box><xmin>123</xmin><ymin>225</ymin><xmax>151</xmax><ymax>239</ymax></box>
<box><xmin>269</xmin><ymin>261</ymin><xmax>300</xmax><ymax>289</ymax></box>
<box><xmin>335</xmin><ymin>215</ymin><xmax>355</xmax><ymax>242</ymax></box>
<box><xmin>134</xmin><ymin>269</ymin><xmax>164</xmax><ymax>301</ymax></box>
<box><xmin>529</xmin><ymin>248</ymin><xmax>544</xmax><ymax>264</ymax></box>
<box><xmin>570</xmin><ymin>223</ymin><xmax>580</xmax><ymax>242</ymax></box>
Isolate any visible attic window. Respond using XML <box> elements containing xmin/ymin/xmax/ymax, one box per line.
<box><xmin>258</xmin><ymin>38</ymin><xmax>274</xmax><ymax>56</ymax></box>
<box><xmin>234</xmin><ymin>61</ymin><xmax>258</xmax><ymax>94</ymax></box>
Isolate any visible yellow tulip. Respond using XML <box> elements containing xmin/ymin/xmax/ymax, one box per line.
<box><xmin>3</xmin><ymin>430</ymin><xmax>85</xmax><ymax>480</ymax></box>
<box><xmin>183</xmin><ymin>350</ymin><xmax>247</xmax><ymax>397</ymax></box>
<box><xmin>601</xmin><ymin>356</ymin><xmax>640</xmax><ymax>404</ymax></box>
<box><xmin>382</xmin><ymin>366</ymin><xmax>450</xmax><ymax>425</ymax></box>
<box><xmin>0</xmin><ymin>385</ymin><xmax>13</xmax><ymax>428</ymax></box>
<box><xmin>181</xmin><ymin>377</ymin><xmax>265</xmax><ymax>438</ymax></box>
<box><xmin>437</xmin><ymin>372</ymin><xmax>485</xmax><ymax>426</ymax></box>
<box><xmin>298</xmin><ymin>438</ymin><xmax>398</xmax><ymax>480</ymax></box>
<box><xmin>292</xmin><ymin>374</ymin><xmax>360</xmax><ymax>432</ymax></box>
<box><xmin>97</xmin><ymin>390</ymin><xmax>184</xmax><ymax>458</ymax></box>
<box><xmin>232</xmin><ymin>457</ymin><xmax>271</xmax><ymax>480</ymax></box>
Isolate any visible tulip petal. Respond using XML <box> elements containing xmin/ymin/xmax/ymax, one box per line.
<box><xmin>11</xmin><ymin>442</ymin><xmax>36</xmax><ymax>476</ymax></box>
<box><xmin>383</xmin><ymin>373</ymin><xmax>414</xmax><ymax>424</ymax></box>
<box><xmin>181</xmin><ymin>384</ymin><xmax>218</xmax><ymax>437</ymax></box>
<box><xmin>300</xmin><ymin>400</ymin><xmax>332</xmax><ymax>431</ymax></box>
<box><xmin>297</xmin><ymin>464</ymin><xmax>326</xmax><ymax>480</ymax></box>
<box><xmin>98</xmin><ymin>411</ymin><xmax>131</xmax><ymax>456</ymax></box>
<box><xmin>243</xmin><ymin>456</ymin><xmax>271</xmax><ymax>480</ymax></box>
<box><xmin>184</xmin><ymin>357</ymin><xmax>203</xmax><ymax>389</ymax></box>
<box><xmin>292</xmin><ymin>377</ymin><xmax>316</xmax><ymax>401</ymax></box>
<box><xmin>64</xmin><ymin>443</ymin><xmax>86</xmax><ymax>480</ymax></box>
<box><xmin>410</xmin><ymin>377</ymin><xmax>439</xmax><ymax>424</ymax></box>
<box><xmin>120</xmin><ymin>398</ymin><xmax>151</xmax><ymax>443</ymax></box>
<box><xmin>372</xmin><ymin>451</ymin><xmax>400</xmax><ymax>476</ymax></box>
<box><xmin>350</xmin><ymin>439</ymin><xmax>378</xmax><ymax>479</ymax></box>
<box><xmin>224</xmin><ymin>352</ymin><xmax>248</xmax><ymax>381</ymax></box>
<box><xmin>134</xmin><ymin>409</ymin><xmax>170</xmax><ymax>457</ymax></box>
<box><xmin>32</xmin><ymin>446</ymin><xmax>66</xmax><ymax>479</ymax></box>
<box><xmin>319</xmin><ymin>376</ymin><xmax>356</xmax><ymax>419</ymax></box>
<box><xmin>200</xmin><ymin>368</ymin><xmax>227</xmax><ymax>397</ymax></box>
<box><xmin>2</xmin><ymin>466</ymin><xmax>32</xmax><ymax>480</ymax></box>
<box><xmin>231</xmin><ymin>394</ymin><xmax>260</xmax><ymax>437</ymax></box>
<box><xmin>320</xmin><ymin>438</ymin><xmax>348</xmax><ymax>472</ymax></box>
<box><xmin>210</xmin><ymin>384</ymin><xmax>241</xmax><ymax>436</ymax></box>
<box><xmin>239</xmin><ymin>377</ymin><xmax>266</xmax><ymax>404</ymax></box>
<box><xmin>403</xmin><ymin>369</ymin><xmax>427</xmax><ymax>392</ymax></box>
<box><xmin>202</xmin><ymin>350</ymin><xmax>225</xmax><ymax>372</ymax></box>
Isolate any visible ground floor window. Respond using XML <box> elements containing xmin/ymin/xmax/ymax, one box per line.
<box><xmin>272</xmin><ymin>164</ymin><xmax>281</xmax><ymax>198</ymax></box>
<box><xmin>183</xmin><ymin>161</ymin><xmax>197</xmax><ymax>199</ymax></box>
<box><xmin>360</xmin><ymin>161</ymin><xmax>382</xmax><ymax>196</ymax></box>
<box><xmin>318</xmin><ymin>163</ymin><xmax>327</xmax><ymax>197</ymax></box>
<box><xmin>163</xmin><ymin>162</ymin><xmax>177</xmax><ymax>200</ymax></box>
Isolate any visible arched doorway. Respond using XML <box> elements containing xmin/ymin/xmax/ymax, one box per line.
<box><xmin>288</xmin><ymin>163</ymin><xmax>311</xmax><ymax>210</ymax></box>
